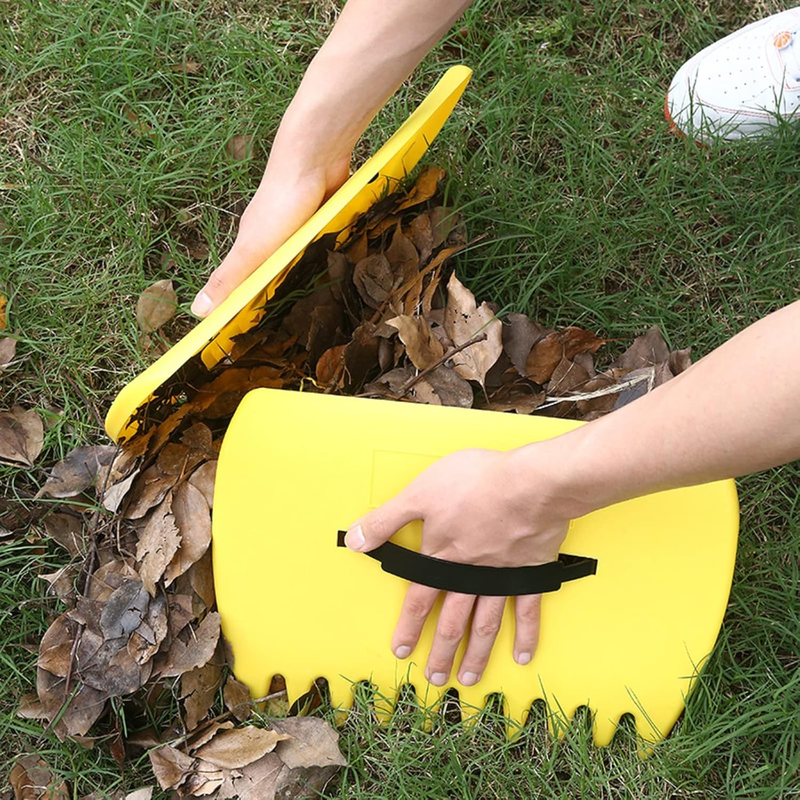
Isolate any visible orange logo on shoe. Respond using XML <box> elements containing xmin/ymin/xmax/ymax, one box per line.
<box><xmin>773</xmin><ymin>30</ymin><xmax>793</xmax><ymax>49</ymax></box>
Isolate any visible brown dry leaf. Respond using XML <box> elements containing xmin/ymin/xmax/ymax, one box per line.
<box><xmin>160</xmin><ymin>611</ymin><xmax>221</xmax><ymax>678</ymax></box>
<box><xmin>364</xmin><ymin>365</ymin><xmax>414</xmax><ymax>397</ymax></box>
<box><xmin>168</xmin><ymin>593</ymin><xmax>197</xmax><ymax>639</ymax></box>
<box><xmin>124</xmin><ymin>465</ymin><xmax>178</xmax><ymax>519</ymax></box>
<box><xmin>282</xmin><ymin>286</ymin><xmax>337</xmax><ymax>349</ymax></box>
<box><xmin>397</xmin><ymin>165</ymin><xmax>445</xmax><ymax>210</ymax></box>
<box><xmin>86</xmin><ymin>559</ymin><xmax>141</xmax><ymax>603</ymax></box>
<box><xmin>411</xmin><ymin>366</ymin><xmax>473</xmax><ymax>408</ymax></box>
<box><xmin>9</xmin><ymin>755</ymin><xmax>69</xmax><ymax>800</ymax></box>
<box><xmin>612</xmin><ymin>325</ymin><xmax>669</xmax><ymax>370</ymax></box>
<box><xmin>149</xmin><ymin>745</ymin><xmax>194</xmax><ymax>792</ymax></box>
<box><xmin>547</xmin><ymin>356</ymin><xmax>593</xmax><ymax>400</ymax></box>
<box><xmin>315</xmin><ymin>344</ymin><xmax>346</xmax><ymax>388</ymax></box>
<box><xmin>185</xmin><ymin>720</ymin><xmax>235</xmax><ymax>752</ymax></box>
<box><xmin>0</xmin><ymin>406</ymin><xmax>44</xmax><ymax>468</ymax></box>
<box><xmin>669</xmin><ymin>346</ymin><xmax>692</xmax><ymax>375</ymax></box>
<box><xmin>429</xmin><ymin>206</ymin><xmax>465</xmax><ymax>247</ymax></box>
<box><xmin>344</xmin><ymin>231</ymin><xmax>368</xmax><ymax>264</ymax></box>
<box><xmin>386</xmin><ymin>315</ymin><xmax>444</xmax><ymax>371</ymax></box>
<box><xmin>194</xmin><ymin>727</ymin><xmax>290</xmax><ymax>770</ymax></box>
<box><xmin>343</xmin><ymin>322</ymin><xmax>380</xmax><ymax>389</ymax></box>
<box><xmin>100</xmin><ymin>579</ymin><xmax>150</xmax><ymax>639</ymax></box>
<box><xmin>187</xmin><ymin>548</ymin><xmax>216</xmax><ymax>611</ymax></box>
<box><xmin>136</xmin><ymin>496</ymin><xmax>181</xmax><ymax>596</ymax></box>
<box><xmin>182</xmin><ymin>659</ymin><xmax>223</xmax><ymax>730</ymax></box>
<box><xmin>575</xmin><ymin>373</ymin><xmax>619</xmax><ymax>417</ymax></box>
<box><xmin>37</xmin><ymin>613</ymin><xmax>75</xmax><ymax>678</ymax></box>
<box><xmin>163</xmin><ymin>482</ymin><xmax>212</xmax><ymax>586</ymax></box>
<box><xmin>503</xmin><ymin>314</ymin><xmax>548</xmax><ymax>376</ymax></box>
<box><xmin>16</xmin><ymin>693</ymin><xmax>48</xmax><ymax>720</ymax></box>
<box><xmin>102</xmin><ymin>469</ymin><xmax>140</xmax><ymax>513</ymax></box>
<box><xmin>226</xmin><ymin>134</ymin><xmax>253</xmax><ymax>161</ymax></box>
<box><xmin>353</xmin><ymin>253</ymin><xmax>393</xmax><ymax>309</ymax></box>
<box><xmin>525</xmin><ymin>333</ymin><xmax>563</xmax><ymax>384</ymax></box>
<box><xmin>42</xmin><ymin>512</ymin><xmax>84</xmax><ymax>557</ymax></box>
<box><xmin>128</xmin><ymin>592</ymin><xmax>168</xmax><ymax>665</ymax></box>
<box><xmin>386</xmin><ymin>224</ymin><xmax>419</xmax><ymax>288</ymax></box>
<box><xmin>123</xmin><ymin>790</ymin><xmax>154</xmax><ymax>800</ymax></box>
<box><xmin>223</xmin><ymin>675</ymin><xmax>253</xmax><ymax>722</ymax></box>
<box><xmin>0</xmin><ymin>290</ymin><xmax>6</xmax><ymax>330</ymax></box>
<box><xmin>171</xmin><ymin>60</ymin><xmax>202</xmax><ymax>75</ymax></box>
<box><xmin>272</xmin><ymin>717</ymin><xmax>347</xmax><ymax>796</ymax></box>
<box><xmin>37</xmin><ymin>445</ymin><xmax>116</xmax><ymax>499</ymax></box>
<box><xmin>216</xmin><ymin>752</ymin><xmax>283</xmax><ymax>800</ymax></box>
<box><xmin>37</xmin><ymin>665</ymin><xmax>108</xmax><ymax>739</ymax></box>
<box><xmin>0</xmin><ymin>336</ymin><xmax>17</xmax><ymax>369</ymax></box>
<box><xmin>182</xmin><ymin>758</ymin><xmax>224</xmax><ymax>797</ymax></box>
<box><xmin>77</xmin><ymin>624</ymin><xmax>152</xmax><ymax>697</ymax></box>
<box><xmin>409</xmin><ymin>213</ymin><xmax>434</xmax><ymax>264</ymax></box>
<box><xmin>136</xmin><ymin>280</ymin><xmax>178</xmax><ymax>334</ymax></box>
<box><xmin>443</xmin><ymin>273</ymin><xmax>503</xmax><ymax>387</ymax></box>
<box><xmin>188</xmin><ymin>461</ymin><xmax>217</xmax><ymax>508</ymax></box>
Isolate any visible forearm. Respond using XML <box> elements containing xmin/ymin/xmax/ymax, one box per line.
<box><xmin>273</xmin><ymin>0</ymin><xmax>473</xmax><ymax>168</ymax></box>
<box><xmin>520</xmin><ymin>300</ymin><xmax>800</xmax><ymax>517</ymax></box>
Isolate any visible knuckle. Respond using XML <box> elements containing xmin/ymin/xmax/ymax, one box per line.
<box><xmin>365</xmin><ymin>510</ymin><xmax>392</xmax><ymax>540</ymax></box>
<box><xmin>404</xmin><ymin>597</ymin><xmax>432</xmax><ymax>620</ymax></box>
<box><xmin>437</xmin><ymin>622</ymin><xmax>465</xmax><ymax>643</ymax></box>
<box><xmin>516</xmin><ymin>597</ymin><xmax>541</xmax><ymax>625</ymax></box>
<box><xmin>474</xmin><ymin>618</ymin><xmax>502</xmax><ymax>639</ymax></box>
<box><xmin>204</xmin><ymin>270</ymin><xmax>229</xmax><ymax>294</ymax></box>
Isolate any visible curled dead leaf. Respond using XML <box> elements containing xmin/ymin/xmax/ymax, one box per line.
<box><xmin>444</xmin><ymin>274</ymin><xmax>503</xmax><ymax>387</ymax></box>
<box><xmin>136</xmin><ymin>280</ymin><xmax>178</xmax><ymax>334</ymax></box>
<box><xmin>0</xmin><ymin>406</ymin><xmax>44</xmax><ymax>468</ymax></box>
<box><xmin>387</xmin><ymin>315</ymin><xmax>445</xmax><ymax>371</ymax></box>
<box><xmin>37</xmin><ymin>445</ymin><xmax>116</xmax><ymax>499</ymax></box>
<box><xmin>9</xmin><ymin>755</ymin><xmax>69</xmax><ymax>800</ymax></box>
<box><xmin>0</xmin><ymin>336</ymin><xmax>17</xmax><ymax>369</ymax></box>
<box><xmin>194</xmin><ymin>727</ymin><xmax>290</xmax><ymax>770</ymax></box>
<box><xmin>225</xmin><ymin>134</ymin><xmax>253</xmax><ymax>161</ymax></box>
<box><xmin>136</xmin><ymin>495</ymin><xmax>181</xmax><ymax>596</ymax></box>
<box><xmin>159</xmin><ymin>612</ymin><xmax>221</xmax><ymax>679</ymax></box>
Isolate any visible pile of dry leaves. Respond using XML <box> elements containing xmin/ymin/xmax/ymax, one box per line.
<box><xmin>3</xmin><ymin>166</ymin><xmax>692</xmax><ymax>799</ymax></box>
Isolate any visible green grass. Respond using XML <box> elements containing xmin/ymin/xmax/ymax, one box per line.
<box><xmin>2</xmin><ymin>0</ymin><xmax>799</xmax><ymax>796</ymax></box>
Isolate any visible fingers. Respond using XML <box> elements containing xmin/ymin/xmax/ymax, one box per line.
<box><xmin>424</xmin><ymin>592</ymin><xmax>475</xmax><ymax>686</ymax></box>
<box><xmin>456</xmin><ymin>596</ymin><xmax>507</xmax><ymax>686</ymax></box>
<box><xmin>191</xmin><ymin>241</ymin><xmax>266</xmax><ymax>317</ymax></box>
<box><xmin>191</xmin><ymin>179</ymin><xmax>328</xmax><ymax>318</ymax></box>
<box><xmin>391</xmin><ymin>583</ymin><xmax>439</xmax><ymax>660</ymax></box>
<box><xmin>512</xmin><ymin>594</ymin><xmax>542</xmax><ymax>666</ymax></box>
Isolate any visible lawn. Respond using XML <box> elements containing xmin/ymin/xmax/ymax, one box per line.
<box><xmin>2</xmin><ymin>0</ymin><xmax>799</xmax><ymax>797</ymax></box>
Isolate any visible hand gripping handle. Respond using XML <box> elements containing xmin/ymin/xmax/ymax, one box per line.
<box><xmin>336</xmin><ymin>531</ymin><xmax>597</xmax><ymax>596</ymax></box>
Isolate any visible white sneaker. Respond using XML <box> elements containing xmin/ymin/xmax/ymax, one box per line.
<box><xmin>667</xmin><ymin>7</ymin><xmax>800</xmax><ymax>141</ymax></box>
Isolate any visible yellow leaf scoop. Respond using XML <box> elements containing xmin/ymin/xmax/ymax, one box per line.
<box><xmin>212</xmin><ymin>388</ymin><xmax>739</xmax><ymax>747</ymax></box>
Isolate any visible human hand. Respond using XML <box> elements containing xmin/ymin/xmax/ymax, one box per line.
<box><xmin>190</xmin><ymin>152</ymin><xmax>350</xmax><ymax>317</ymax></box>
<box><xmin>344</xmin><ymin>446</ymin><xmax>571</xmax><ymax>687</ymax></box>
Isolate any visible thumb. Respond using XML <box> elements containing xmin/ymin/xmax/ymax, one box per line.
<box><xmin>191</xmin><ymin>239</ymin><xmax>270</xmax><ymax>318</ymax></box>
<box><xmin>345</xmin><ymin>490</ymin><xmax>422</xmax><ymax>553</ymax></box>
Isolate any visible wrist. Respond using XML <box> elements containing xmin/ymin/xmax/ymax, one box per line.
<box><xmin>500</xmin><ymin>426</ymin><xmax>608</xmax><ymax>523</ymax></box>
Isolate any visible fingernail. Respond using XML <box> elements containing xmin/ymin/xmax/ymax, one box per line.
<box><xmin>516</xmin><ymin>652</ymin><xmax>532</xmax><ymax>666</ymax></box>
<box><xmin>460</xmin><ymin>671</ymin><xmax>480</xmax><ymax>686</ymax></box>
<box><xmin>191</xmin><ymin>291</ymin><xmax>213</xmax><ymax>318</ymax></box>
<box><xmin>395</xmin><ymin>645</ymin><xmax>411</xmax><ymax>659</ymax></box>
<box><xmin>344</xmin><ymin>524</ymin><xmax>366</xmax><ymax>552</ymax></box>
<box><xmin>430</xmin><ymin>672</ymin><xmax>447</xmax><ymax>686</ymax></box>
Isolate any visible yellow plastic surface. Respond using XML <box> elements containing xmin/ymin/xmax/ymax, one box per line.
<box><xmin>213</xmin><ymin>389</ymin><xmax>739</xmax><ymax>746</ymax></box>
<box><xmin>104</xmin><ymin>65</ymin><xmax>472</xmax><ymax>442</ymax></box>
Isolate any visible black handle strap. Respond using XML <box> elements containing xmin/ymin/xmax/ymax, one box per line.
<box><xmin>336</xmin><ymin>531</ymin><xmax>597</xmax><ymax>596</ymax></box>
